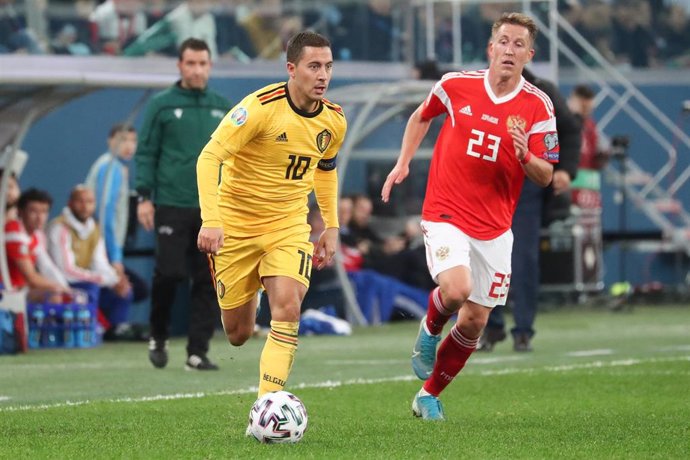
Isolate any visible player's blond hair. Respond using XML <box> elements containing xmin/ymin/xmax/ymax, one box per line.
<box><xmin>491</xmin><ymin>12</ymin><xmax>538</xmax><ymax>46</ymax></box>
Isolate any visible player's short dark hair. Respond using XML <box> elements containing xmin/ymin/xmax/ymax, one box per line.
<box><xmin>286</xmin><ymin>31</ymin><xmax>331</xmax><ymax>64</ymax></box>
<box><xmin>491</xmin><ymin>12</ymin><xmax>538</xmax><ymax>46</ymax></box>
<box><xmin>178</xmin><ymin>38</ymin><xmax>210</xmax><ymax>60</ymax></box>
<box><xmin>573</xmin><ymin>84</ymin><xmax>596</xmax><ymax>100</ymax></box>
<box><xmin>109</xmin><ymin>122</ymin><xmax>136</xmax><ymax>139</ymax></box>
<box><xmin>18</xmin><ymin>188</ymin><xmax>52</xmax><ymax>211</ymax></box>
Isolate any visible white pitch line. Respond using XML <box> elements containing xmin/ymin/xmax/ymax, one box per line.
<box><xmin>566</xmin><ymin>349</ymin><xmax>614</xmax><ymax>357</ymax></box>
<box><xmin>0</xmin><ymin>396</ymin><xmax>9</xmax><ymax>402</ymax></box>
<box><xmin>656</xmin><ymin>345</ymin><xmax>690</xmax><ymax>352</ymax></box>
<box><xmin>1</xmin><ymin>355</ymin><xmax>688</xmax><ymax>413</ymax></box>
<box><xmin>325</xmin><ymin>356</ymin><xmax>526</xmax><ymax>366</ymax></box>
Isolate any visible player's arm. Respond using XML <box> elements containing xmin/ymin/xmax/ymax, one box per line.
<box><xmin>16</xmin><ymin>258</ymin><xmax>67</xmax><ymax>293</ymax></box>
<box><xmin>381</xmin><ymin>103</ymin><xmax>432</xmax><ymax>202</ymax></box>
<box><xmin>134</xmin><ymin>100</ymin><xmax>163</xmax><ymax>231</ymax></box>
<box><xmin>511</xmin><ymin>125</ymin><xmax>554</xmax><ymax>187</ymax></box>
<box><xmin>196</xmin><ymin>137</ymin><xmax>228</xmax><ymax>254</ymax></box>
<box><xmin>313</xmin><ymin>158</ymin><xmax>339</xmax><ymax>269</ymax></box>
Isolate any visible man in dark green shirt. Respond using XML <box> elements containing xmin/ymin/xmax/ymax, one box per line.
<box><xmin>135</xmin><ymin>38</ymin><xmax>231</xmax><ymax>371</ymax></box>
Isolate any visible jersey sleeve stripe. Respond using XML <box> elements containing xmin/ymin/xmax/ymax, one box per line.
<box><xmin>529</xmin><ymin>117</ymin><xmax>557</xmax><ymax>134</ymax></box>
<box><xmin>523</xmin><ymin>83</ymin><xmax>555</xmax><ymax>117</ymax></box>
<box><xmin>256</xmin><ymin>84</ymin><xmax>286</xmax><ymax>98</ymax></box>
<box><xmin>324</xmin><ymin>104</ymin><xmax>345</xmax><ymax>117</ymax></box>
<box><xmin>260</xmin><ymin>94</ymin><xmax>286</xmax><ymax>105</ymax></box>
<box><xmin>432</xmin><ymin>82</ymin><xmax>456</xmax><ymax>127</ymax></box>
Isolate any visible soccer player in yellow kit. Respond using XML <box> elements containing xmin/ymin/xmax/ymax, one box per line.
<box><xmin>196</xmin><ymin>31</ymin><xmax>347</xmax><ymax>398</ymax></box>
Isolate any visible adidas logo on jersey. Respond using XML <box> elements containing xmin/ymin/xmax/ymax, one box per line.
<box><xmin>275</xmin><ymin>132</ymin><xmax>288</xmax><ymax>142</ymax></box>
<box><xmin>459</xmin><ymin>105</ymin><xmax>473</xmax><ymax>116</ymax></box>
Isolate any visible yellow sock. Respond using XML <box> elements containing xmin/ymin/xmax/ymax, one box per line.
<box><xmin>258</xmin><ymin>320</ymin><xmax>299</xmax><ymax>397</ymax></box>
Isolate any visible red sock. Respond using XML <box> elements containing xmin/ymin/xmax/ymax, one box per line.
<box><xmin>423</xmin><ymin>324</ymin><xmax>478</xmax><ymax>396</ymax></box>
<box><xmin>425</xmin><ymin>287</ymin><xmax>453</xmax><ymax>335</ymax></box>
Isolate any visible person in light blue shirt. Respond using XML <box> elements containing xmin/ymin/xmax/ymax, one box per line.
<box><xmin>86</xmin><ymin>123</ymin><xmax>136</xmax><ymax>268</ymax></box>
<box><xmin>86</xmin><ymin>123</ymin><xmax>148</xmax><ymax>340</ymax></box>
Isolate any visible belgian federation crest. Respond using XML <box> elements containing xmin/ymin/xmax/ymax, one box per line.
<box><xmin>316</xmin><ymin>129</ymin><xmax>332</xmax><ymax>153</ymax></box>
<box><xmin>216</xmin><ymin>280</ymin><xmax>225</xmax><ymax>299</ymax></box>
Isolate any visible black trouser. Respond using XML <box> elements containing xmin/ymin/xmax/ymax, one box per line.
<box><xmin>148</xmin><ymin>205</ymin><xmax>217</xmax><ymax>357</ymax></box>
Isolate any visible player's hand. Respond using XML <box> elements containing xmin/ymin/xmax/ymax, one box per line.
<box><xmin>197</xmin><ymin>227</ymin><xmax>224</xmax><ymax>255</ymax></box>
<box><xmin>381</xmin><ymin>163</ymin><xmax>410</xmax><ymax>203</ymax></box>
<box><xmin>552</xmin><ymin>170</ymin><xmax>571</xmax><ymax>195</ymax></box>
<box><xmin>510</xmin><ymin>126</ymin><xmax>529</xmax><ymax>162</ymax></box>
<box><xmin>313</xmin><ymin>227</ymin><xmax>338</xmax><ymax>270</ymax></box>
<box><xmin>113</xmin><ymin>275</ymin><xmax>132</xmax><ymax>297</ymax></box>
<box><xmin>137</xmin><ymin>200</ymin><xmax>155</xmax><ymax>231</ymax></box>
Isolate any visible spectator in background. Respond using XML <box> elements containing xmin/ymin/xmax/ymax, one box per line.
<box><xmin>479</xmin><ymin>67</ymin><xmax>581</xmax><ymax>353</ymax></box>
<box><xmin>3</xmin><ymin>188</ymin><xmax>70</xmax><ymax>302</ymax></box>
<box><xmin>89</xmin><ymin>0</ymin><xmax>146</xmax><ymax>55</ymax></box>
<box><xmin>412</xmin><ymin>60</ymin><xmax>444</xmax><ymax>81</ymax></box>
<box><xmin>46</xmin><ymin>185</ymin><xmax>136</xmax><ymax>341</ymax></box>
<box><xmin>235</xmin><ymin>0</ymin><xmax>303</xmax><ymax>60</ymax></box>
<box><xmin>0</xmin><ymin>0</ymin><xmax>44</xmax><ymax>54</ymax></box>
<box><xmin>567</xmin><ymin>84</ymin><xmax>610</xmax><ymax>209</ymax></box>
<box><xmin>0</xmin><ymin>168</ymin><xmax>20</xmax><ymax>220</ymax></box>
<box><xmin>611</xmin><ymin>0</ymin><xmax>657</xmax><ymax>68</ymax></box>
<box><xmin>347</xmin><ymin>194</ymin><xmax>382</xmax><ymax>257</ymax></box>
<box><xmin>86</xmin><ymin>123</ymin><xmax>136</xmax><ymax>270</ymax></box>
<box><xmin>658</xmin><ymin>3</ymin><xmax>690</xmax><ymax>67</ymax></box>
<box><xmin>124</xmin><ymin>0</ymin><xmax>218</xmax><ymax>59</ymax></box>
<box><xmin>86</xmin><ymin>123</ymin><xmax>149</xmax><ymax>328</ymax></box>
<box><xmin>135</xmin><ymin>38</ymin><xmax>231</xmax><ymax>371</ymax></box>
<box><xmin>51</xmin><ymin>23</ymin><xmax>90</xmax><ymax>55</ymax></box>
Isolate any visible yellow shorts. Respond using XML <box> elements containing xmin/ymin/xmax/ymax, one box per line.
<box><xmin>210</xmin><ymin>224</ymin><xmax>313</xmax><ymax>310</ymax></box>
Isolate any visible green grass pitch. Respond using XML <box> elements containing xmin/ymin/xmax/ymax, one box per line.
<box><xmin>1</xmin><ymin>305</ymin><xmax>688</xmax><ymax>459</ymax></box>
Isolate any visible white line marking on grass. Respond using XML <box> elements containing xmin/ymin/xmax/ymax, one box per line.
<box><xmin>566</xmin><ymin>349</ymin><xmax>614</xmax><ymax>357</ymax></box>
<box><xmin>325</xmin><ymin>356</ymin><xmax>526</xmax><ymax>366</ymax></box>
<box><xmin>1</xmin><ymin>362</ymin><xmax>142</xmax><ymax>371</ymax></box>
<box><xmin>2</xmin><ymin>355</ymin><xmax>688</xmax><ymax>413</ymax></box>
<box><xmin>479</xmin><ymin>356</ymin><xmax>690</xmax><ymax>376</ymax></box>
<box><xmin>656</xmin><ymin>345</ymin><xmax>690</xmax><ymax>352</ymax></box>
<box><xmin>325</xmin><ymin>359</ymin><xmax>408</xmax><ymax>365</ymax></box>
<box><xmin>0</xmin><ymin>396</ymin><xmax>9</xmax><ymax>402</ymax></box>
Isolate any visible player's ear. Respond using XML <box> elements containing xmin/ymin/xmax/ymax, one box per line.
<box><xmin>286</xmin><ymin>62</ymin><xmax>296</xmax><ymax>79</ymax></box>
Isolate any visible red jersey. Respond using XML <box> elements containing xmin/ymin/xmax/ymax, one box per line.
<box><xmin>3</xmin><ymin>219</ymin><xmax>40</xmax><ymax>289</ymax></box>
<box><xmin>420</xmin><ymin>70</ymin><xmax>559</xmax><ymax>240</ymax></box>
<box><xmin>578</xmin><ymin>117</ymin><xmax>599</xmax><ymax>169</ymax></box>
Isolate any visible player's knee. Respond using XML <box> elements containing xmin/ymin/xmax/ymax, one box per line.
<box><xmin>440</xmin><ymin>284</ymin><xmax>471</xmax><ymax>308</ymax></box>
<box><xmin>270</xmin><ymin>301</ymin><xmax>301</xmax><ymax>323</ymax></box>
<box><xmin>225</xmin><ymin>327</ymin><xmax>252</xmax><ymax>346</ymax></box>
<box><xmin>457</xmin><ymin>311</ymin><xmax>487</xmax><ymax>338</ymax></box>
<box><xmin>226</xmin><ymin>332</ymin><xmax>250</xmax><ymax>347</ymax></box>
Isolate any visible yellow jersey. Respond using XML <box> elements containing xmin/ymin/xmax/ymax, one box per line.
<box><xmin>197</xmin><ymin>82</ymin><xmax>347</xmax><ymax>236</ymax></box>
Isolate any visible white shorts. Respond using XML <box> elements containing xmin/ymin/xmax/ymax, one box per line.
<box><xmin>421</xmin><ymin>220</ymin><xmax>513</xmax><ymax>308</ymax></box>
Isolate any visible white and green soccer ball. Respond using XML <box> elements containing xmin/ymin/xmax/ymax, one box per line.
<box><xmin>248</xmin><ymin>391</ymin><xmax>308</xmax><ymax>444</ymax></box>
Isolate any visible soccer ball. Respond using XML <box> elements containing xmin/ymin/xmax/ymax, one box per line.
<box><xmin>247</xmin><ymin>391</ymin><xmax>308</xmax><ymax>444</ymax></box>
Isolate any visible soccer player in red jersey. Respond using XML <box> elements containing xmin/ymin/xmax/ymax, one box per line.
<box><xmin>381</xmin><ymin>12</ymin><xmax>559</xmax><ymax>420</ymax></box>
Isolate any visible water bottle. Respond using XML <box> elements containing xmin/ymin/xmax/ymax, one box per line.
<box><xmin>45</xmin><ymin>309</ymin><xmax>59</xmax><ymax>347</ymax></box>
<box><xmin>76</xmin><ymin>306</ymin><xmax>92</xmax><ymax>347</ymax></box>
<box><xmin>29</xmin><ymin>306</ymin><xmax>44</xmax><ymax>348</ymax></box>
<box><xmin>62</xmin><ymin>307</ymin><xmax>75</xmax><ymax>348</ymax></box>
